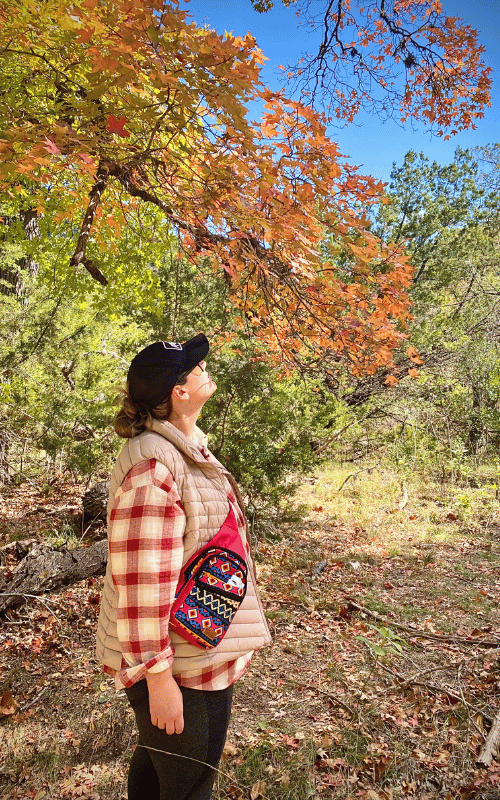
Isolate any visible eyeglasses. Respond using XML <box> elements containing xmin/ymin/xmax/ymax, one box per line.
<box><xmin>176</xmin><ymin>361</ymin><xmax>207</xmax><ymax>385</ymax></box>
<box><xmin>189</xmin><ymin>361</ymin><xmax>206</xmax><ymax>377</ymax></box>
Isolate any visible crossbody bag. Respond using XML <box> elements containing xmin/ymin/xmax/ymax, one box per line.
<box><xmin>170</xmin><ymin>507</ymin><xmax>248</xmax><ymax>650</ymax></box>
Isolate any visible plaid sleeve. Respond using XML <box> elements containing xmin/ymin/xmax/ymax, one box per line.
<box><xmin>108</xmin><ymin>458</ymin><xmax>186</xmax><ymax>684</ymax></box>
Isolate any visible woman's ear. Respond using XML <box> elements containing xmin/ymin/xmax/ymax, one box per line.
<box><xmin>171</xmin><ymin>383</ymin><xmax>189</xmax><ymax>403</ymax></box>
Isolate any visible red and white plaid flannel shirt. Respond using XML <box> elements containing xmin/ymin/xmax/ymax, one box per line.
<box><xmin>106</xmin><ymin>451</ymin><xmax>253</xmax><ymax>690</ymax></box>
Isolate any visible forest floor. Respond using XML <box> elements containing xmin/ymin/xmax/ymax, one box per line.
<box><xmin>1</xmin><ymin>464</ymin><xmax>500</xmax><ymax>800</ymax></box>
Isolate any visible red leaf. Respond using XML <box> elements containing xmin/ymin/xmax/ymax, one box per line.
<box><xmin>106</xmin><ymin>115</ymin><xmax>130</xmax><ymax>138</ymax></box>
<box><xmin>282</xmin><ymin>735</ymin><xmax>300</xmax><ymax>749</ymax></box>
<box><xmin>44</xmin><ymin>137</ymin><xmax>61</xmax><ymax>155</ymax></box>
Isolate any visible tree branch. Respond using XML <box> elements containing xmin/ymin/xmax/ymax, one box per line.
<box><xmin>347</xmin><ymin>600</ymin><xmax>500</xmax><ymax>648</ymax></box>
<box><xmin>69</xmin><ymin>164</ymin><xmax>109</xmax><ymax>286</ymax></box>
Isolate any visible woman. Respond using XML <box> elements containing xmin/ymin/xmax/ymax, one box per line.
<box><xmin>96</xmin><ymin>333</ymin><xmax>271</xmax><ymax>800</ymax></box>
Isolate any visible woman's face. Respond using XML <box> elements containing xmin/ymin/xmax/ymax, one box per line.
<box><xmin>182</xmin><ymin>360</ymin><xmax>217</xmax><ymax>407</ymax></box>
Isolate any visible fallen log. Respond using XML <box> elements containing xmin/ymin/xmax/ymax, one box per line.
<box><xmin>0</xmin><ymin>538</ymin><xmax>37</xmax><ymax>560</ymax></box>
<box><xmin>477</xmin><ymin>710</ymin><xmax>500</xmax><ymax>767</ymax></box>
<box><xmin>0</xmin><ymin>538</ymin><xmax>108</xmax><ymax>612</ymax></box>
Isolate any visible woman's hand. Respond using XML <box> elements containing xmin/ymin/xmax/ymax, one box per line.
<box><xmin>146</xmin><ymin>669</ymin><xmax>184</xmax><ymax>734</ymax></box>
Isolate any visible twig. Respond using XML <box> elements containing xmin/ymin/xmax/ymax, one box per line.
<box><xmin>20</xmin><ymin>685</ymin><xmax>50</xmax><ymax>713</ymax></box>
<box><xmin>337</xmin><ymin>465</ymin><xmax>379</xmax><ymax>493</ymax></box>
<box><xmin>28</xmin><ymin>296</ymin><xmax>63</xmax><ymax>359</ymax></box>
<box><xmin>477</xmin><ymin>710</ymin><xmax>500</xmax><ymax>767</ymax></box>
<box><xmin>137</xmin><ymin>744</ymin><xmax>273</xmax><ymax>800</ymax></box>
<box><xmin>27</xmin><ymin>504</ymin><xmax>77</xmax><ymax>516</ymax></box>
<box><xmin>440</xmin><ymin>572</ymin><xmax>475</xmax><ymax>584</ymax></box>
<box><xmin>398</xmin><ymin>480</ymin><xmax>408</xmax><ymax>510</ymax></box>
<box><xmin>0</xmin><ymin>593</ymin><xmax>61</xmax><ymax>623</ymax></box>
<box><xmin>0</xmin><ymin>402</ymin><xmax>50</xmax><ymax>431</ymax></box>
<box><xmin>347</xmin><ymin>601</ymin><xmax>500</xmax><ymax>648</ymax></box>
<box><xmin>375</xmin><ymin>660</ymin><xmax>492</xmax><ymax>724</ymax></box>
<box><xmin>457</xmin><ymin>660</ymin><xmax>485</xmax><ymax>740</ymax></box>
<box><xmin>307</xmin><ymin>684</ymin><xmax>355</xmax><ymax>717</ymax></box>
<box><xmin>314</xmin><ymin>413</ymin><xmax>377</xmax><ymax>456</ymax></box>
<box><xmin>401</xmin><ymin>660</ymin><xmax>468</xmax><ymax>687</ymax></box>
<box><xmin>79</xmin><ymin>517</ymin><xmax>101</xmax><ymax>541</ymax></box>
<box><xmin>213</xmin><ymin>390</ymin><xmax>235</xmax><ymax>458</ymax></box>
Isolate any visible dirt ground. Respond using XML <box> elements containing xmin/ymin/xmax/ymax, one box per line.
<box><xmin>1</xmin><ymin>475</ymin><xmax>500</xmax><ymax>799</ymax></box>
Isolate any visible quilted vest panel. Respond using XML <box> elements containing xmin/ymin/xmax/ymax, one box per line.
<box><xmin>96</xmin><ymin>420</ymin><xmax>271</xmax><ymax>677</ymax></box>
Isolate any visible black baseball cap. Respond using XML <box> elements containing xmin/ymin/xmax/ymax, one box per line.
<box><xmin>127</xmin><ymin>333</ymin><xmax>209</xmax><ymax>409</ymax></box>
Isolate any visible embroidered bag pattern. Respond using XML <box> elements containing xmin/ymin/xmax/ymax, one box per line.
<box><xmin>170</xmin><ymin>508</ymin><xmax>248</xmax><ymax>649</ymax></box>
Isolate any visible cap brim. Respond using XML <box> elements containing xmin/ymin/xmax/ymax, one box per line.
<box><xmin>182</xmin><ymin>334</ymin><xmax>209</xmax><ymax>372</ymax></box>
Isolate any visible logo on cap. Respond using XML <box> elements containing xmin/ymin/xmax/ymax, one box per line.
<box><xmin>161</xmin><ymin>342</ymin><xmax>183</xmax><ymax>350</ymax></box>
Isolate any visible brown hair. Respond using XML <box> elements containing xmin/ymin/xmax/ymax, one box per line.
<box><xmin>114</xmin><ymin>373</ymin><xmax>188</xmax><ymax>439</ymax></box>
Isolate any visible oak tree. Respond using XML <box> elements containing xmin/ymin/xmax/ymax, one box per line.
<box><xmin>0</xmin><ymin>0</ymin><xmax>490</xmax><ymax>372</ymax></box>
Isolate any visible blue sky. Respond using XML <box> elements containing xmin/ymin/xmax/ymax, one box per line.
<box><xmin>185</xmin><ymin>0</ymin><xmax>499</xmax><ymax>183</ymax></box>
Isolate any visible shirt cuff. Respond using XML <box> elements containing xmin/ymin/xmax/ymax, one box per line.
<box><xmin>144</xmin><ymin>645</ymin><xmax>176</xmax><ymax>673</ymax></box>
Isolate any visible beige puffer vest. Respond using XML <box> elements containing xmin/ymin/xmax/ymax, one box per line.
<box><xmin>96</xmin><ymin>419</ymin><xmax>271</xmax><ymax>678</ymax></box>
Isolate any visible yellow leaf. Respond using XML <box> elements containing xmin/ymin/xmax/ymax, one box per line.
<box><xmin>250</xmin><ymin>781</ymin><xmax>267</xmax><ymax>800</ymax></box>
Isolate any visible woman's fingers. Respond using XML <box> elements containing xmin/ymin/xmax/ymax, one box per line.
<box><xmin>146</xmin><ymin>669</ymin><xmax>184</xmax><ymax>733</ymax></box>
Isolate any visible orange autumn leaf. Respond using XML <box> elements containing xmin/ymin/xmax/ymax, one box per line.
<box><xmin>0</xmin><ymin>690</ymin><xmax>17</xmax><ymax>717</ymax></box>
<box><xmin>407</xmin><ymin>346</ymin><xmax>424</xmax><ymax>365</ymax></box>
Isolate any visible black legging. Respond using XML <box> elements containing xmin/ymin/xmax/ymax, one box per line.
<box><xmin>125</xmin><ymin>679</ymin><xmax>233</xmax><ymax>800</ymax></box>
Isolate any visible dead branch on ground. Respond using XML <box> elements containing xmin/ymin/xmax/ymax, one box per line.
<box><xmin>374</xmin><ymin>659</ymin><xmax>492</xmax><ymax>726</ymax></box>
<box><xmin>347</xmin><ymin>601</ymin><xmax>500</xmax><ymax>648</ymax></box>
<box><xmin>477</xmin><ymin>710</ymin><xmax>500</xmax><ymax>767</ymax></box>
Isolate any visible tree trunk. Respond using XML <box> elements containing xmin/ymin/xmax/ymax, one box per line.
<box><xmin>0</xmin><ymin>418</ymin><xmax>12</xmax><ymax>485</ymax></box>
<box><xmin>467</xmin><ymin>388</ymin><xmax>483</xmax><ymax>454</ymax></box>
<box><xmin>0</xmin><ymin>538</ymin><xmax>108</xmax><ymax>612</ymax></box>
<box><xmin>0</xmin><ymin>208</ymin><xmax>40</xmax><ymax>298</ymax></box>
